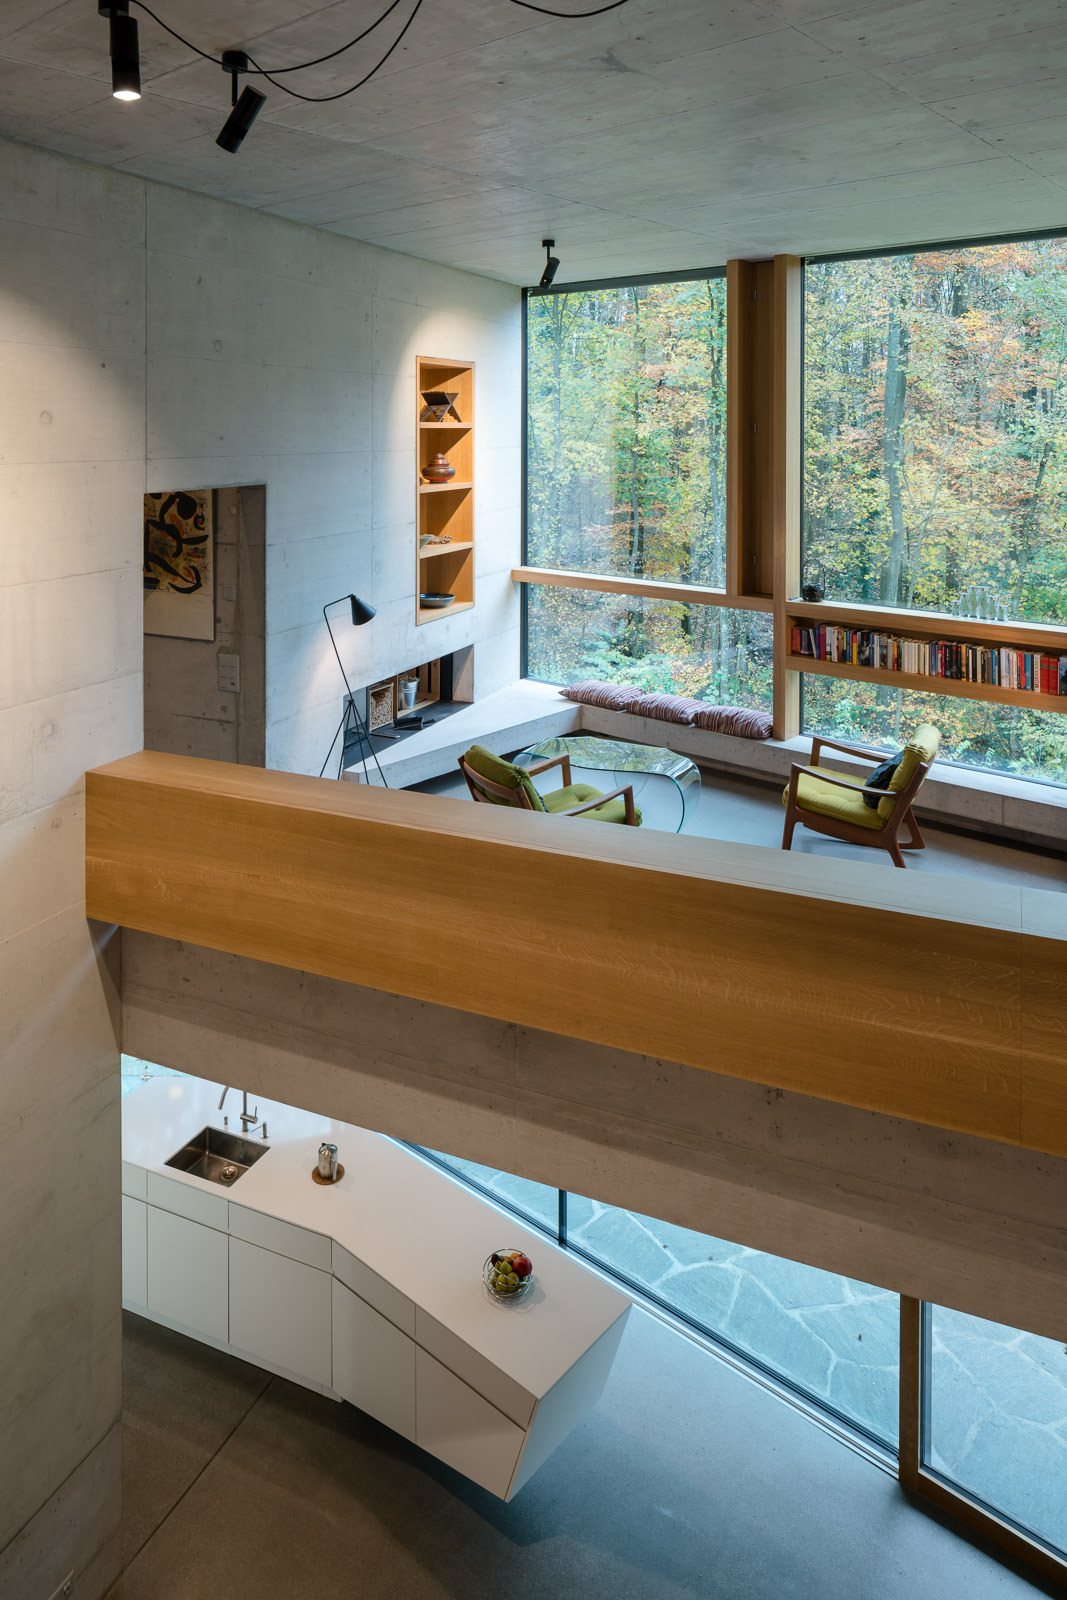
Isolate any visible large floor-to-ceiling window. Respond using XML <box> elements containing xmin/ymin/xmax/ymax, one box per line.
<box><xmin>527</xmin><ymin>277</ymin><xmax>727</xmax><ymax>586</ymax></box>
<box><xmin>524</xmin><ymin>274</ymin><xmax>772</xmax><ymax>710</ymax></box>
<box><xmin>520</xmin><ymin>242</ymin><xmax>1067</xmax><ymax>787</ymax></box>
<box><xmin>802</xmin><ymin>237</ymin><xmax>1067</xmax><ymax>786</ymax></box>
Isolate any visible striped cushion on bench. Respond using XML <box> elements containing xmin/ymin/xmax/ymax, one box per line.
<box><xmin>561</xmin><ymin>681</ymin><xmax>772</xmax><ymax>740</ymax></box>
<box><xmin>688</xmin><ymin>704</ymin><xmax>772</xmax><ymax>739</ymax></box>
<box><xmin>627</xmin><ymin>692</ymin><xmax>697</xmax><ymax>724</ymax></box>
<box><xmin>629</xmin><ymin>695</ymin><xmax>772</xmax><ymax>738</ymax></box>
<box><xmin>560</xmin><ymin>680</ymin><xmax>646</xmax><ymax>712</ymax></box>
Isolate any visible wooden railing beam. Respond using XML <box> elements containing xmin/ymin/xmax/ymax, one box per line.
<box><xmin>85</xmin><ymin>752</ymin><xmax>1067</xmax><ymax>1159</ymax></box>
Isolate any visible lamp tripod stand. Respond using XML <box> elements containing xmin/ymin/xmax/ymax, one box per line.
<box><xmin>319</xmin><ymin>593</ymin><xmax>389</xmax><ymax>787</ymax></box>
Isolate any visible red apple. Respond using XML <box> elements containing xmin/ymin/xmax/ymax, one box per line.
<box><xmin>510</xmin><ymin>1253</ymin><xmax>533</xmax><ymax>1278</ymax></box>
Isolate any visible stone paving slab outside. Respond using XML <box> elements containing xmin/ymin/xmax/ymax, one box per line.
<box><xmin>929</xmin><ymin>1308</ymin><xmax>1067</xmax><ymax>1552</ymax></box>
<box><xmin>429</xmin><ymin>1146</ymin><xmax>1067</xmax><ymax>1556</ymax></box>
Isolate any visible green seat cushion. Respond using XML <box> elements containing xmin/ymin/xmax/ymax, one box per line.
<box><xmin>877</xmin><ymin>723</ymin><xmax>940</xmax><ymax>820</ymax></box>
<box><xmin>462</xmin><ymin>744</ymin><xmax>544</xmax><ymax>811</ymax></box>
<box><xmin>463</xmin><ymin>747</ymin><xmax>640</xmax><ymax>825</ymax></box>
<box><xmin>783</xmin><ymin>770</ymin><xmax>886</xmax><ymax>831</ymax></box>
<box><xmin>543</xmin><ymin>783</ymin><xmax>642</xmax><ymax>826</ymax></box>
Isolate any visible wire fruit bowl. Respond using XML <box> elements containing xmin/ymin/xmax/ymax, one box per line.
<box><xmin>484</xmin><ymin>1249</ymin><xmax>534</xmax><ymax>1300</ymax></box>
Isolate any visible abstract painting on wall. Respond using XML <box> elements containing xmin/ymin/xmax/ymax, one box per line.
<box><xmin>143</xmin><ymin>489</ymin><xmax>215</xmax><ymax>640</ymax></box>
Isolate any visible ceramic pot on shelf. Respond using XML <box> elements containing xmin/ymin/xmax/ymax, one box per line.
<box><xmin>422</xmin><ymin>452</ymin><xmax>455</xmax><ymax>483</ymax></box>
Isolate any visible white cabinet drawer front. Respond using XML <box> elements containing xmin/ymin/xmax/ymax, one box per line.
<box><xmin>147</xmin><ymin>1207</ymin><xmax>229</xmax><ymax>1342</ymax></box>
<box><xmin>229</xmin><ymin>1238</ymin><xmax>332</xmax><ymax>1387</ymax></box>
<box><xmin>122</xmin><ymin>1195</ymin><xmax>147</xmax><ymax>1309</ymax></box>
<box><xmin>332</xmin><ymin>1280</ymin><xmax>416</xmax><ymax>1440</ymax></box>
<box><xmin>332</xmin><ymin>1242</ymin><xmax>415</xmax><ymax>1337</ymax></box>
<box><xmin>121</xmin><ymin>1160</ymin><xmax>147</xmax><ymax>1200</ymax></box>
<box><xmin>228</xmin><ymin>1204</ymin><xmax>331</xmax><ymax>1272</ymax></box>
<box><xmin>146</xmin><ymin>1170</ymin><xmax>228</xmax><ymax>1232</ymax></box>
<box><xmin>416</xmin><ymin>1348</ymin><xmax>525</xmax><ymax>1499</ymax></box>
<box><xmin>415</xmin><ymin>1309</ymin><xmax>534</xmax><ymax>1428</ymax></box>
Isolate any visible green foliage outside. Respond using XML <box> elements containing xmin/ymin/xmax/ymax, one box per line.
<box><xmin>803</xmin><ymin>676</ymin><xmax>1067</xmax><ymax>786</ymax></box>
<box><xmin>804</xmin><ymin>241</ymin><xmax>1067</xmax><ymax>785</ymax></box>
<box><xmin>805</xmin><ymin>242</ymin><xmax>1067</xmax><ymax>619</ymax></box>
<box><xmin>524</xmin><ymin>252</ymin><xmax>1067</xmax><ymax>785</ymax></box>
<box><xmin>526</xmin><ymin>279</ymin><xmax>769</xmax><ymax>705</ymax></box>
<box><xmin>526</xmin><ymin>587</ymin><xmax>773</xmax><ymax>708</ymax></box>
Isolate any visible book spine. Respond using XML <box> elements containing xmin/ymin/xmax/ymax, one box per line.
<box><xmin>802</xmin><ymin>619</ymin><xmax>1067</xmax><ymax>699</ymax></box>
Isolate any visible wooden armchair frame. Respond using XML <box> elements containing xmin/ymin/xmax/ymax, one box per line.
<box><xmin>458</xmin><ymin>750</ymin><xmax>639</xmax><ymax>826</ymax></box>
<box><xmin>782</xmin><ymin>734</ymin><xmax>931</xmax><ymax>869</ymax></box>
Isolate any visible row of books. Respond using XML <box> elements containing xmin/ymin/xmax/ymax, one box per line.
<box><xmin>790</xmin><ymin>624</ymin><xmax>1067</xmax><ymax>695</ymax></box>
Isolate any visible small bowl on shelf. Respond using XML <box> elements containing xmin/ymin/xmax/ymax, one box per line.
<box><xmin>484</xmin><ymin>1249</ymin><xmax>534</xmax><ymax>1301</ymax></box>
<box><xmin>420</xmin><ymin>592</ymin><xmax>454</xmax><ymax>609</ymax></box>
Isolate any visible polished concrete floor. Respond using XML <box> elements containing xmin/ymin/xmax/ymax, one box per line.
<box><xmin>417</xmin><ymin>763</ymin><xmax>1066</xmax><ymax>891</ymax></box>
<box><xmin>106</xmin><ymin>1308</ymin><xmax>1056</xmax><ymax>1600</ymax></box>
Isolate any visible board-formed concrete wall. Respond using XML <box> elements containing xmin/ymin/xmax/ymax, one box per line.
<box><xmin>0</xmin><ymin>139</ymin><xmax>142</xmax><ymax>1600</ymax></box>
<box><xmin>142</xmin><ymin>185</ymin><xmax>521</xmax><ymax>777</ymax></box>
<box><xmin>123</xmin><ymin>933</ymin><xmax>1067</xmax><ymax>1348</ymax></box>
<box><xmin>0</xmin><ymin>132</ymin><xmax>520</xmax><ymax>1600</ymax></box>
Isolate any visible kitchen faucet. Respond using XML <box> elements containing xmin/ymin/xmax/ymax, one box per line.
<box><xmin>217</xmin><ymin>1085</ymin><xmax>262</xmax><ymax>1134</ymax></box>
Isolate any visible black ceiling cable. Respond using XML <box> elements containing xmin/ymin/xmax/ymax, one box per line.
<box><xmin>121</xmin><ymin>0</ymin><xmax>222</xmax><ymax>65</ymax></box>
<box><xmin>244</xmin><ymin>0</ymin><xmax>407</xmax><ymax>73</ymax></box>
<box><xmin>126</xmin><ymin>0</ymin><xmax>410</xmax><ymax>89</ymax></box>
<box><xmin>505</xmin><ymin>0</ymin><xmax>633</xmax><ymax>12</ymax></box>
<box><xmin>117</xmin><ymin>0</ymin><xmax>634</xmax><ymax>109</ymax></box>
<box><xmin>247</xmin><ymin>0</ymin><xmax>427</xmax><ymax>103</ymax></box>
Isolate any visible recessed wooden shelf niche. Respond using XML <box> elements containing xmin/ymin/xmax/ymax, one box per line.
<box><xmin>417</xmin><ymin>356</ymin><xmax>475</xmax><ymax>625</ymax></box>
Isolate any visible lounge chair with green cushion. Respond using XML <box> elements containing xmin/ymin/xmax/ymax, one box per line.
<box><xmin>458</xmin><ymin>744</ymin><xmax>642</xmax><ymax>826</ymax></box>
<box><xmin>781</xmin><ymin>724</ymin><xmax>940</xmax><ymax>868</ymax></box>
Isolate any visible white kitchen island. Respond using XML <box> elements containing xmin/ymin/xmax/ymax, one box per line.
<box><xmin>121</xmin><ymin>1075</ymin><xmax>631</xmax><ymax>1500</ymax></box>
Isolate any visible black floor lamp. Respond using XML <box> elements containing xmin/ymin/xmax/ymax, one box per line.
<box><xmin>319</xmin><ymin>592</ymin><xmax>389</xmax><ymax>787</ymax></box>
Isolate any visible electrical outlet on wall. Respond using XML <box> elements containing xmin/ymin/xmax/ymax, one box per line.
<box><xmin>217</xmin><ymin>653</ymin><xmax>241</xmax><ymax>694</ymax></box>
<box><xmin>46</xmin><ymin>1573</ymin><xmax>73</xmax><ymax>1600</ymax></box>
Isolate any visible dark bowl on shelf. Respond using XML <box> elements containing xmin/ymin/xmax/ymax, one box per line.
<box><xmin>420</xmin><ymin>592</ymin><xmax>455</xmax><ymax>608</ymax></box>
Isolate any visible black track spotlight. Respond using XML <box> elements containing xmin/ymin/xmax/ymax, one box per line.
<box><xmin>539</xmin><ymin>238</ymin><xmax>560</xmax><ymax>287</ymax></box>
<box><xmin>217</xmin><ymin>85</ymin><xmax>265</xmax><ymax>152</ymax></box>
<box><xmin>99</xmin><ymin>1</ymin><xmax>141</xmax><ymax>101</ymax></box>
<box><xmin>216</xmin><ymin>51</ymin><xmax>266</xmax><ymax>152</ymax></box>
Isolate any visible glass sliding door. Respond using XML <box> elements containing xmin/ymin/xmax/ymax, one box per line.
<box><xmin>900</xmin><ymin>1298</ymin><xmax>1067</xmax><ymax>1584</ymax></box>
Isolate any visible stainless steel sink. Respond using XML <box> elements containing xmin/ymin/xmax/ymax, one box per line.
<box><xmin>165</xmin><ymin>1126</ymin><xmax>269</xmax><ymax>1186</ymax></box>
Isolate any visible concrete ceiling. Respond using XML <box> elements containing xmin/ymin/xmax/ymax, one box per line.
<box><xmin>2</xmin><ymin>0</ymin><xmax>1067</xmax><ymax>284</ymax></box>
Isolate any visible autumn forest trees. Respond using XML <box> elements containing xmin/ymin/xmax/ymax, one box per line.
<box><xmin>526</xmin><ymin>278</ymin><xmax>772</xmax><ymax>709</ymax></box>
<box><xmin>524</xmin><ymin>243</ymin><xmax>1067</xmax><ymax>784</ymax></box>
<box><xmin>804</xmin><ymin>242</ymin><xmax>1067</xmax><ymax>782</ymax></box>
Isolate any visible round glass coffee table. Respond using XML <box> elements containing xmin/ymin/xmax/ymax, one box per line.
<box><xmin>513</xmin><ymin>735</ymin><xmax>700</xmax><ymax>834</ymax></box>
